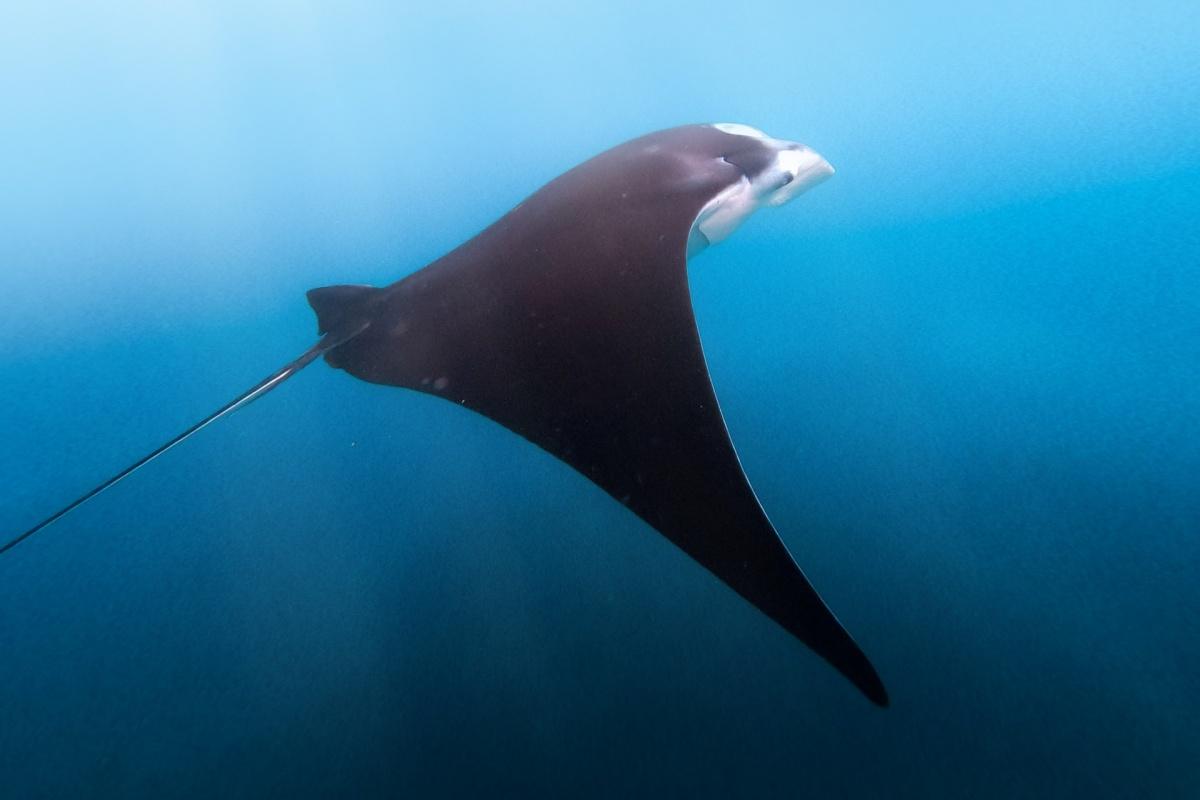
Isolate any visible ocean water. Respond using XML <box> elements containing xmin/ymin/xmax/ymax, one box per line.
<box><xmin>1</xmin><ymin>1</ymin><xmax>1198</xmax><ymax>797</ymax></box>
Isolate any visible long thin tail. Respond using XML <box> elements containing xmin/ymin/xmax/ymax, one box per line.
<box><xmin>1</xmin><ymin>333</ymin><xmax>348</xmax><ymax>557</ymax></box>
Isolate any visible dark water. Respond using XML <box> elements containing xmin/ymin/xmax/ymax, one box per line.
<box><xmin>2</xmin><ymin>3</ymin><xmax>1198</xmax><ymax>797</ymax></box>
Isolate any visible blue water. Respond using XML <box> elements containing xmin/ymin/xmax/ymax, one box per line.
<box><xmin>2</xmin><ymin>2</ymin><xmax>1198</xmax><ymax>797</ymax></box>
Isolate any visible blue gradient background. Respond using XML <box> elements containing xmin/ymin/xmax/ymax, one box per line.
<box><xmin>1</xmin><ymin>2</ymin><xmax>1198</xmax><ymax>797</ymax></box>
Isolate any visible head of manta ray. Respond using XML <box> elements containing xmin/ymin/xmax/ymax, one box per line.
<box><xmin>687</xmin><ymin>122</ymin><xmax>836</xmax><ymax>256</ymax></box>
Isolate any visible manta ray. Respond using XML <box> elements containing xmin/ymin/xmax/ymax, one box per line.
<box><xmin>4</xmin><ymin>123</ymin><xmax>889</xmax><ymax>706</ymax></box>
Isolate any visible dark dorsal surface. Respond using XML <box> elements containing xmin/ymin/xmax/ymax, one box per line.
<box><xmin>311</xmin><ymin>125</ymin><xmax>888</xmax><ymax>705</ymax></box>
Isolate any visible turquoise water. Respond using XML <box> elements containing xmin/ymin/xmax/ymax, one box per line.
<box><xmin>2</xmin><ymin>2</ymin><xmax>1198</xmax><ymax>796</ymax></box>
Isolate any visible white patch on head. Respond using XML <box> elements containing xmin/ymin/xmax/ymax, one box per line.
<box><xmin>712</xmin><ymin>122</ymin><xmax>770</xmax><ymax>140</ymax></box>
<box><xmin>688</xmin><ymin>123</ymin><xmax>835</xmax><ymax>257</ymax></box>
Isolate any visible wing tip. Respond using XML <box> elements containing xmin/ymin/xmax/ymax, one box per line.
<box><xmin>856</xmin><ymin>661</ymin><xmax>891</xmax><ymax>708</ymax></box>
<box><xmin>826</xmin><ymin>631</ymin><xmax>890</xmax><ymax>708</ymax></box>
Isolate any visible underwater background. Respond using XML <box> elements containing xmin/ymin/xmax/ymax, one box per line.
<box><xmin>1</xmin><ymin>1</ymin><xmax>1197</xmax><ymax>797</ymax></box>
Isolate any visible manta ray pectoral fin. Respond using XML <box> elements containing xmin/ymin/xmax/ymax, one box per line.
<box><xmin>321</xmin><ymin>262</ymin><xmax>889</xmax><ymax>705</ymax></box>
